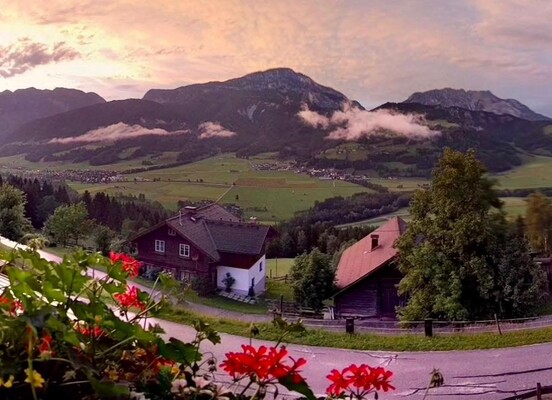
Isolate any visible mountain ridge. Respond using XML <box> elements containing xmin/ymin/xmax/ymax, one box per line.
<box><xmin>0</xmin><ymin>87</ymin><xmax>106</xmax><ymax>138</ymax></box>
<box><xmin>404</xmin><ymin>88</ymin><xmax>550</xmax><ymax>121</ymax></box>
<box><xmin>2</xmin><ymin>69</ymin><xmax>552</xmax><ymax>176</ymax></box>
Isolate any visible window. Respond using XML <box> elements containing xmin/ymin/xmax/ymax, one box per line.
<box><xmin>168</xmin><ymin>228</ymin><xmax>176</xmax><ymax>236</ymax></box>
<box><xmin>179</xmin><ymin>243</ymin><xmax>190</xmax><ymax>258</ymax></box>
<box><xmin>154</xmin><ymin>240</ymin><xmax>165</xmax><ymax>253</ymax></box>
<box><xmin>259</xmin><ymin>261</ymin><xmax>263</xmax><ymax>272</ymax></box>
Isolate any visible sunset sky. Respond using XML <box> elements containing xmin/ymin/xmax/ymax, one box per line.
<box><xmin>1</xmin><ymin>0</ymin><xmax>551</xmax><ymax>114</ymax></box>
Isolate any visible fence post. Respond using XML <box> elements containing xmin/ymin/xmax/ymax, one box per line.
<box><xmin>537</xmin><ymin>382</ymin><xmax>542</xmax><ymax>400</ymax></box>
<box><xmin>424</xmin><ymin>319</ymin><xmax>433</xmax><ymax>337</ymax></box>
<box><xmin>494</xmin><ymin>313</ymin><xmax>502</xmax><ymax>335</ymax></box>
<box><xmin>346</xmin><ymin>318</ymin><xmax>354</xmax><ymax>334</ymax></box>
<box><xmin>280</xmin><ymin>294</ymin><xmax>284</xmax><ymax>317</ymax></box>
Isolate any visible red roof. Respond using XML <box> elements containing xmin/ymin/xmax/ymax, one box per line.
<box><xmin>336</xmin><ymin>217</ymin><xmax>407</xmax><ymax>290</ymax></box>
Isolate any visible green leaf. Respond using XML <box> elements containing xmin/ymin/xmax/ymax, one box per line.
<box><xmin>193</xmin><ymin>320</ymin><xmax>221</xmax><ymax>344</ymax></box>
<box><xmin>278</xmin><ymin>375</ymin><xmax>317</xmax><ymax>400</ymax></box>
<box><xmin>101</xmin><ymin>282</ymin><xmax>125</xmax><ymax>295</ymax></box>
<box><xmin>157</xmin><ymin>337</ymin><xmax>201</xmax><ymax>365</ymax></box>
<box><xmin>43</xmin><ymin>281</ymin><xmax>66</xmax><ymax>303</ymax></box>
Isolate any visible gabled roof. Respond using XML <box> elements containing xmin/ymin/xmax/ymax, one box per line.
<box><xmin>336</xmin><ymin>217</ymin><xmax>407</xmax><ymax>291</ymax></box>
<box><xmin>133</xmin><ymin>203</ymin><xmax>274</xmax><ymax>261</ymax></box>
<box><xmin>207</xmin><ymin>221</ymin><xmax>272</xmax><ymax>255</ymax></box>
<box><xmin>179</xmin><ymin>203</ymin><xmax>240</xmax><ymax>223</ymax></box>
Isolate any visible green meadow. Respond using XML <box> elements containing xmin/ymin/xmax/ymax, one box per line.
<box><xmin>65</xmin><ymin>154</ymin><xmax>372</xmax><ymax>222</ymax></box>
<box><xmin>3</xmin><ymin>151</ymin><xmax>552</xmax><ymax>223</ymax></box>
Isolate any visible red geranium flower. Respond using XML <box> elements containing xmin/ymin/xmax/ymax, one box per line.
<box><xmin>75</xmin><ymin>323</ymin><xmax>106</xmax><ymax>338</ymax></box>
<box><xmin>114</xmin><ymin>286</ymin><xmax>146</xmax><ymax>310</ymax></box>
<box><xmin>326</xmin><ymin>363</ymin><xmax>394</xmax><ymax>398</ymax></box>
<box><xmin>37</xmin><ymin>334</ymin><xmax>56</xmax><ymax>357</ymax></box>
<box><xmin>327</xmin><ymin>368</ymin><xmax>351</xmax><ymax>397</ymax></box>
<box><xmin>0</xmin><ymin>295</ymin><xmax>24</xmax><ymax>315</ymax></box>
<box><xmin>110</xmin><ymin>252</ymin><xmax>141</xmax><ymax>278</ymax></box>
<box><xmin>220</xmin><ymin>345</ymin><xmax>307</xmax><ymax>385</ymax></box>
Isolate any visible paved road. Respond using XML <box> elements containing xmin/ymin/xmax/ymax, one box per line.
<box><xmin>149</xmin><ymin>317</ymin><xmax>552</xmax><ymax>399</ymax></box>
<box><xmin>2</xmin><ymin>237</ymin><xmax>551</xmax><ymax>398</ymax></box>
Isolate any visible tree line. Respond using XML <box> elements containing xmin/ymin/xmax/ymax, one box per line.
<box><xmin>0</xmin><ymin>174</ymin><xmax>168</xmax><ymax>254</ymax></box>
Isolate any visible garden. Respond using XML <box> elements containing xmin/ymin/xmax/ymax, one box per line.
<box><xmin>0</xmin><ymin>248</ymin><xmax>394</xmax><ymax>399</ymax></box>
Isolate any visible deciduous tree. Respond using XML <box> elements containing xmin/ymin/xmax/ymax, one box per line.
<box><xmin>397</xmin><ymin>148</ymin><xmax>545</xmax><ymax>321</ymax></box>
<box><xmin>290</xmin><ymin>248</ymin><xmax>335</xmax><ymax>311</ymax></box>
<box><xmin>525</xmin><ymin>192</ymin><xmax>552</xmax><ymax>255</ymax></box>
<box><xmin>0</xmin><ymin>184</ymin><xmax>32</xmax><ymax>240</ymax></box>
<box><xmin>44</xmin><ymin>202</ymin><xmax>92</xmax><ymax>246</ymax></box>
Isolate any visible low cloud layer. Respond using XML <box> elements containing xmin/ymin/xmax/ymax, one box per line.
<box><xmin>298</xmin><ymin>103</ymin><xmax>438</xmax><ymax>140</ymax></box>
<box><xmin>0</xmin><ymin>38</ymin><xmax>80</xmax><ymax>78</ymax></box>
<box><xmin>198</xmin><ymin>122</ymin><xmax>237</xmax><ymax>139</ymax></box>
<box><xmin>49</xmin><ymin>122</ymin><xmax>185</xmax><ymax>144</ymax></box>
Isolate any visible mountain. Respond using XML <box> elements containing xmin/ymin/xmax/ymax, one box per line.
<box><xmin>404</xmin><ymin>88</ymin><xmax>550</xmax><ymax>121</ymax></box>
<box><xmin>0</xmin><ymin>87</ymin><xmax>105</xmax><ymax>138</ymax></box>
<box><xmin>7</xmin><ymin>68</ymin><xmax>360</xmax><ymax>158</ymax></box>
<box><xmin>4</xmin><ymin>70</ymin><xmax>552</xmax><ymax>176</ymax></box>
<box><xmin>144</xmin><ymin>67</ymin><xmax>358</xmax><ymax>111</ymax></box>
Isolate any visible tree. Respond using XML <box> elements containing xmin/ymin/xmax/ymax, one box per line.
<box><xmin>289</xmin><ymin>248</ymin><xmax>335</xmax><ymax>311</ymax></box>
<box><xmin>94</xmin><ymin>225</ymin><xmax>116</xmax><ymax>256</ymax></box>
<box><xmin>397</xmin><ymin>148</ymin><xmax>545</xmax><ymax>321</ymax></box>
<box><xmin>525</xmin><ymin>192</ymin><xmax>552</xmax><ymax>255</ymax></box>
<box><xmin>44</xmin><ymin>203</ymin><xmax>92</xmax><ymax>246</ymax></box>
<box><xmin>491</xmin><ymin>220</ymin><xmax>547</xmax><ymax>316</ymax></box>
<box><xmin>0</xmin><ymin>184</ymin><xmax>32</xmax><ymax>241</ymax></box>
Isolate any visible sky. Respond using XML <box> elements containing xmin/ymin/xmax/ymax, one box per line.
<box><xmin>1</xmin><ymin>0</ymin><xmax>551</xmax><ymax>115</ymax></box>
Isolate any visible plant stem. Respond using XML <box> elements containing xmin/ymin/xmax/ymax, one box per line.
<box><xmin>98</xmin><ymin>335</ymin><xmax>136</xmax><ymax>356</ymax></box>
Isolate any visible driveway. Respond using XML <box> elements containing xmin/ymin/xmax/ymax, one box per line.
<box><xmin>1</xmin><ymin>236</ymin><xmax>551</xmax><ymax>398</ymax></box>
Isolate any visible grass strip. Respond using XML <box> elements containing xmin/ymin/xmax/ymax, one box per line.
<box><xmin>159</xmin><ymin>306</ymin><xmax>552</xmax><ymax>352</ymax></box>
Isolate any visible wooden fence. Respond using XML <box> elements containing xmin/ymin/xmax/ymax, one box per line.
<box><xmin>501</xmin><ymin>382</ymin><xmax>552</xmax><ymax>399</ymax></box>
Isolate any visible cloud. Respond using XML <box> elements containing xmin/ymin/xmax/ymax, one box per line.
<box><xmin>298</xmin><ymin>103</ymin><xmax>438</xmax><ymax>141</ymax></box>
<box><xmin>48</xmin><ymin>122</ymin><xmax>187</xmax><ymax>144</ymax></box>
<box><xmin>198</xmin><ymin>122</ymin><xmax>237</xmax><ymax>139</ymax></box>
<box><xmin>0</xmin><ymin>38</ymin><xmax>80</xmax><ymax>78</ymax></box>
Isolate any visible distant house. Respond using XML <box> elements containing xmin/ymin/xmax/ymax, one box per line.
<box><xmin>130</xmin><ymin>204</ymin><xmax>276</xmax><ymax>295</ymax></box>
<box><xmin>333</xmin><ymin>217</ymin><xmax>408</xmax><ymax>319</ymax></box>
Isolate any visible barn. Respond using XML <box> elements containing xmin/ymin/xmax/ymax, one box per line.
<box><xmin>333</xmin><ymin>217</ymin><xmax>407</xmax><ymax>319</ymax></box>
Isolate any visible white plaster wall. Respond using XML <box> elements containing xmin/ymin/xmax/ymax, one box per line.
<box><xmin>248</xmin><ymin>255</ymin><xmax>266</xmax><ymax>294</ymax></box>
<box><xmin>217</xmin><ymin>265</ymin><xmax>250</xmax><ymax>293</ymax></box>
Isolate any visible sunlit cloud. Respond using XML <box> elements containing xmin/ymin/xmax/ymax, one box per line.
<box><xmin>0</xmin><ymin>1</ymin><xmax>551</xmax><ymax>114</ymax></box>
<box><xmin>49</xmin><ymin>122</ymin><xmax>187</xmax><ymax>143</ymax></box>
<box><xmin>198</xmin><ymin>122</ymin><xmax>236</xmax><ymax>139</ymax></box>
<box><xmin>298</xmin><ymin>103</ymin><xmax>438</xmax><ymax>141</ymax></box>
<box><xmin>0</xmin><ymin>38</ymin><xmax>79</xmax><ymax>77</ymax></box>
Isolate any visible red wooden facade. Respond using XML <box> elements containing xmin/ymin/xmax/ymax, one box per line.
<box><xmin>133</xmin><ymin>225</ymin><xmax>215</xmax><ymax>285</ymax></box>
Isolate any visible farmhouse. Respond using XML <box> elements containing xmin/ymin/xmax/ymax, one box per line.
<box><xmin>130</xmin><ymin>204</ymin><xmax>276</xmax><ymax>295</ymax></box>
<box><xmin>333</xmin><ymin>217</ymin><xmax>407</xmax><ymax>319</ymax></box>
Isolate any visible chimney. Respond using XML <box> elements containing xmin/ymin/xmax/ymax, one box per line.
<box><xmin>370</xmin><ymin>234</ymin><xmax>379</xmax><ymax>251</ymax></box>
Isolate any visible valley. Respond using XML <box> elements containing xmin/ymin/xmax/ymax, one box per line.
<box><xmin>2</xmin><ymin>148</ymin><xmax>550</xmax><ymax>224</ymax></box>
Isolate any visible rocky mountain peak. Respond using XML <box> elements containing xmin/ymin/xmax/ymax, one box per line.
<box><xmin>404</xmin><ymin>88</ymin><xmax>550</xmax><ymax>121</ymax></box>
<box><xmin>143</xmin><ymin>67</ymin><xmax>353</xmax><ymax>110</ymax></box>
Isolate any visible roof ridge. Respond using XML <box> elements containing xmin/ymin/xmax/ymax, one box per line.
<box><xmin>202</xmin><ymin>219</ymin><xmax>220</xmax><ymax>257</ymax></box>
